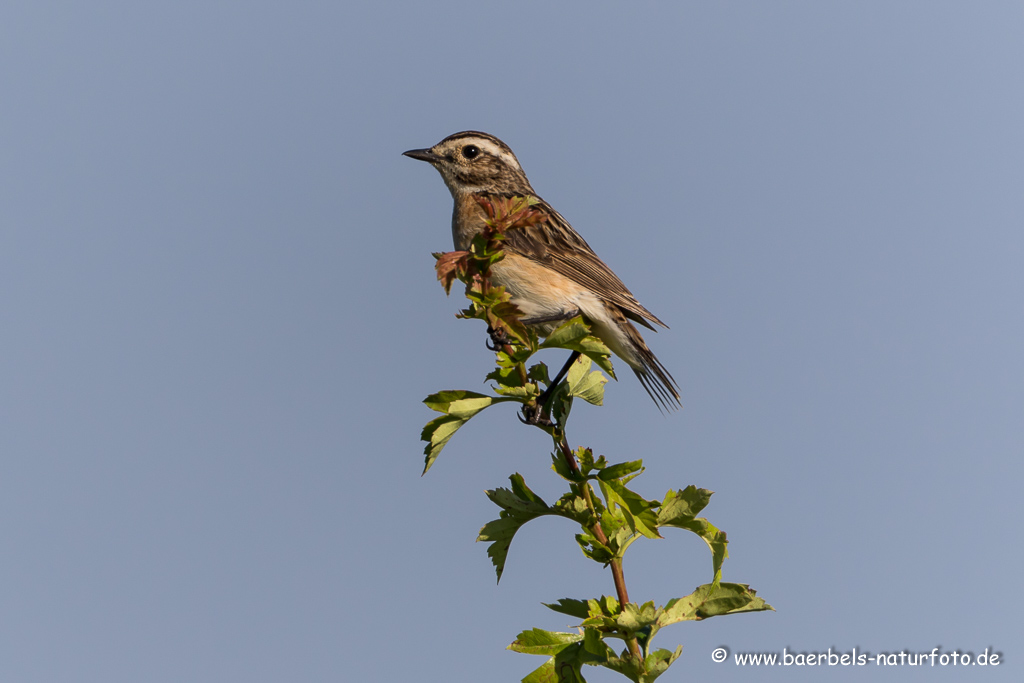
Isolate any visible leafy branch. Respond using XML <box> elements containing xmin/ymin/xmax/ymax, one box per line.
<box><xmin>421</xmin><ymin>195</ymin><xmax>771</xmax><ymax>682</ymax></box>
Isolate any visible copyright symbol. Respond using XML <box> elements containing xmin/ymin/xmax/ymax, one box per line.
<box><xmin>711</xmin><ymin>647</ymin><xmax>728</xmax><ymax>663</ymax></box>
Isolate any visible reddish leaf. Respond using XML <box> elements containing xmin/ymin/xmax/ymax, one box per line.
<box><xmin>434</xmin><ymin>250</ymin><xmax>469</xmax><ymax>294</ymax></box>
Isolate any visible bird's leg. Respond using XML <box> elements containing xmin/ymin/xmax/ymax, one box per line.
<box><xmin>521</xmin><ymin>350</ymin><xmax>582</xmax><ymax>426</ymax></box>
<box><xmin>517</xmin><ymin>308</ymin><xmax>583</xmax><ymax>425</ymax></box>
<box><xmin>485</xmin><ymin>325</ymin><xmax>513</xmax><ymax>351</ymax></box>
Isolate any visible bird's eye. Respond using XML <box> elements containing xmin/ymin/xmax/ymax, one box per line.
<box><xmin>462</xmin><ymin>145</ymin><xmax>480</xmax><ymax>159</ymax></box>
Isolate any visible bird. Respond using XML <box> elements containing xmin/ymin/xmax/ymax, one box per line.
<box><xmin>403</xmin><ymin>131</ymin><xmax>680</xmax><ymax>410</ymax></box>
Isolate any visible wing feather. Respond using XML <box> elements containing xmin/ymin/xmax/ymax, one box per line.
<box><xmin>498</xmin><ymin>196</ymin><xmax>668</xmax><ymax>330</ymax></box>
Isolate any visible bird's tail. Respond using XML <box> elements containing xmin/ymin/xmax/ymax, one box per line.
<box><xmin>592</xmin><ymin>306</ymin><xmax>681</xmax><ymax>411</ymax></box>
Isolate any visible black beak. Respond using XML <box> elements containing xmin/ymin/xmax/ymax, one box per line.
<box><xmin>403</xmin><ymin>148</ymin><xmax>443</xmax><ymax>164</ymax></box>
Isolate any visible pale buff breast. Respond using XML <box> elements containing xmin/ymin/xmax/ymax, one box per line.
<box><xmin>488</xmin><ymin>254</ymin><xmax>641</xmax><ymax>371</ymax></box>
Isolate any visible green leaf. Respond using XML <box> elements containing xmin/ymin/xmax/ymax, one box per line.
<box><xmin>589</xmin><ymin>506</ymin><xmax>631</xmax><ymax>556</ymax></box>
<box><xmin>658</xmin><ymin>583</ymin><xmax>773</xmax><ymax>627</ymax></box>
<box><xmin>510</xmin><ymin>627</ymin><xmax>605</xmax><ymax>683</ymax></box>
<box><xmin>479</xmin><ymin>475</ymin><xmax>585</xmax><ymax>581</ymax></box>
<box><xmin>509</xmin><ymin>473</ymin><xmax>546</xmax><ymax>506</ymax></box>
<box><xmin>676</xmin><ymin>519</ymin><xmax>728</xmax><ymax>585</ymax></box>
<box><xmin>527</xmin><ymin>362</ymin><xmax>550</xmax><ymax>387</ymax></box>
<box><xmin>616</xmin><ymin>601</ymin><xmax>659</xmax><ymax>633</ymax></box>
<box><xmin>597</xmin><ymin>460</ymin><xmax>644</xmax><ymax>482</ymax></box>
<box><xmin>420</xmin><ymin>414</ymin><xmax>465</xmax><ymax>475</ymax></box>
<box><xmin>486</xmin><ymin>301</ymin><xmax>531</xmax><ymax>347</ymax></box>
<box><xmin>540</xmin><ymin>318</ymin><xmax>617</xmax><ymax>378</ymax></box>
<box><xmin>657</xmin><ymin>487</ymin><xmax>727</xmax><ymax>583</ymax></box>
<box><xmin>544</xmin><ymin>598</ymin><xmax>591</xmax><ymax>619</ymax></box>
<box><xmin>575</xmin><ymin>531</ymin><xmax>615</xmax><ymax>564</ymax></box>
<box><xmin>539</xmin><ymin>318</ymin><xmax>593</xmax><ymax>348</ymax></box>
<box><xmin>548</xmin><ymin>490</ymin><xmax>594</xmax><ymax>533</ymax></box>
<box><xmin>423</xmin><ymin>390</ymin><xmax>509</xmax><ymax>416</ymax></box>
<box><xmin>420</xmin><ymin>392</ymin><xmax>514</xmax><ymax>474</ymax></box>
<box><xmin>521</xmin><ymin>648</ymin><xmax>588</xmax><ymax>683</ymax></box>
<box><xmin>657</xmin><ymin>486</ymin><xmax>712</xmax><ymax>522</ymax></box>
<box><xmin>598</xmin><ymin>478</ymin><xmax>662</xmax><ymax>540</ymax></box>
<box><xmin>520</xmin><ymin>659</ymin><xmax>555</xmax><ymax>683</ymax></box>
<box><xmin>509</xmin><ymin>628</ymin><xmax>583</xmax><ymax>655</ymax></box>
<box><xmin>600</xmin><ymin>652</ymin><xmax>645</xmax><ymax>683</ymax></box>
<box><xmin>582</xmin><ymin>626</ymin><xmax>614</xmax><ymax>661</ymax></box>
<box><xmin>550</xmin><ymin>449</ymin><xmax>579</xmax><ymax>481</ymax></box>
<box><xmin>642</xmin><ymin>647</ymin><xmax>683</xmax><ymax>682</ymax></box>
<box><xmin>565</xmin><ymin>355</ymin><xmax>608</xmax><ymax>406</ymax></box>
<box><xmin>492</xmin><ymin>382</ymin><xmax>538</xmax><ymax>399</ymax></box>
<box><xmin>478</xmin><ymin>514</ymin><xmax>530</xmax><ymax>581</ymax></box>
<box><xmin>574</xmin><ymin>449</ymin><xmax>608</xmax><ymax>479</ymax></box>
<box><xmin>550</xmin><ymin>381</ymin><xmax>573</xmax><ymax>427</ymax></box>
<box><xmin>486</xmin><ymin>364</ymin><xmax>524</xmax><ymax>388</ymax></box>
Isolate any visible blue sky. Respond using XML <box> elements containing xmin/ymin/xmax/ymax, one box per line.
<box><xmin>2</xmin><ymin>2</ymin><xmax>1021</xmax><ymax>681</ymax></box>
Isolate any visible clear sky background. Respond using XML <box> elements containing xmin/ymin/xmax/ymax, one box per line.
<box><xmin>2</xmin><ymin>2</ymin><xmax>1021</xmax><ymax>682</ymax></box>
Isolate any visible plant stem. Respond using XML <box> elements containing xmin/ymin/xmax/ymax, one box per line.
<box><xmin>556</xmin><ymin>435</ymin><xmax>643</xmax><ymax>660</ymax></box>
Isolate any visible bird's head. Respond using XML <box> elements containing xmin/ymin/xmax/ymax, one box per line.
<box><xmin>403</xmin><ymin>131</ymin><xmax>534</xmax><ymax>197</ymax></box>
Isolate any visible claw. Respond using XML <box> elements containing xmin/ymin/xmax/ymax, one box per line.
<box><xmin>519</xmin><ymin>403</ymin><xmax>552</xmax><ymax>427</ymax></box>
<box><xmin>486</xmin><ymin>326</ymin><xmax>513</xmax><ymax>351</ymax></box>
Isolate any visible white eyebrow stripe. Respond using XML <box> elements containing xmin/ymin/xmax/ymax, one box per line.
<box><xmin>475</xmin><ymin>140</ymin><xmax>521</xmax><ymax>170</ymax></box>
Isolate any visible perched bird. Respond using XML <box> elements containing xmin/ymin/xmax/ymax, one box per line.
<box><xmin>404</xmin><ymin>131</ymin><xmax>680</xmax><ymax>410</ymax></box>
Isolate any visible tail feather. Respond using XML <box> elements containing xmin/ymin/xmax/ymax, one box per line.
<box><xmin>633</xmin><ymin>356</ymin><xmax>681</xmax><ymax>412</ymax></box>
<box><xmin>628</xmin><ymin>326</ymin><xmax>681</xmax><ymax>411</ymax></box>
<box><xmin>592</xmin><ymin>305</ymin><xmax>681</xmax><ymax>411</ymax></box>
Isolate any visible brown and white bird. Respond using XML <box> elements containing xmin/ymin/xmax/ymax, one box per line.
<box><xmin>404</xmin><ymin>131</ymin><xmax>679</xmax><ymax>410</ymax></box>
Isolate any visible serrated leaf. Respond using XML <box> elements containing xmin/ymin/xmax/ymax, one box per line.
<box><xmin>611</xmin><ymin>525</ymin><xmax>637</xmax><ymax>555</ymax></box>
<box><xmin>597</xmin><ymin>460</ymin><xmax>644</xmax><ymax>482</ymax></box>
<box><xmin>479</xmin><ymin>475</ymin><xmax>583</xmax><ymax>581</ymax></box>
<box><xmin>420</xmin><ymin>415</ymin><xmax>464</xmax><ymax>475</ymax></box>
<box><xmin>595</xmin><ymin>507</ymin><xmax>631</xmax><ymax>551</ymax></box>
<box><xmin>509</xmin><ymin>628</ymin><xmax>584</xmax><ymax>655</ymax></box>
<box><xmin>433</xmin><ymin>250</ymin><xmax>469</xmax><ymax>294</ymax></box>
<box><xmin>598</xmin><ymin>478</ymin><xmax>662</xmax><ymax>540</ymax></box>
<box><xmin>540</xmin><ymin>318</ymin><xmax>617</xmax><ymax>378</ymax></box>
<box><xmin>520</xmin><ymin>648</ymin><xmax>588</xmax><ymax>683</ymax></box>
<box><xmin>423</xmin><ymin>390</ymin><xmax>507</xmax><ymax>415</ymax></box>
<box><xmin>421</xmin><ymin>392</ymin><xmax>514</xmax><ymax>474</ymax></box>
<box><xmin>565</xmin><ymin>355</ymin><xmax>608</xmax><ymax>405</ymax></box>
<box><xmin>527</xmin><ymin>362</ymin><xmax>550</xmax><ymax>386</ymax></box>
<box><xmin>509</xmin><ymin>472</ymin><xmax>546</xmax><ymax>505</ymax></box>
<box><xmin>550</xmin><ymin>381</ymin><xmax>573</xmax><ymax>427</ymax></box>
<box><xmin>582</xmin><ymin>626</ymin><xmax>614</xmax><ymax>661</ymax></box>
<box><xmin>486</xmin><ymin>364</ymin><xmax>524</xmax><ymax>387</ymax></box>
<box><xmin>656</xmin><ymin>487</ymin><xmax>727</xmax><ymax>583</ymax></box>
<box><xmin>487</xmin><ymin>488</ymin><xmax>549</xmax><ymax>515</ymax></box>
<box><xmin>657</xmin><ymin>486</ymin><xmax>712</xmax><ymax>523</ymax></box>
<box><xmin>641</xmin><ymin>647</ymin><xmax>683</xmax><ymax>682</ymax></box>
<box><xmin>658</xmin><ymin>583</ymin><xmax>774</xmax><ymax>627</ymax></box>
<box><xmin>550</xmin><ymin>449</ymin><xmax>579</xmax><ymax>481</ymax></box>
<box><xmin>486</xmin><ymin>301</ymin><xmax>531</xmax><ymax>347</ymax></box>
<box><xmin>544</xmin><ymin>598</ymin><xmax>591</xmax><ymax>619</ymax></box>
<box><xmin>674</xmin><ymin>519</ymin><xmax>728</xmax><ymax>585</ymax></box>
<box><xmin>616</xmin><ymin>602</ymin><xmax>659</xmax><ymax>632</ymax></box>
<box><xmin>575</xmin><ymin>531</ymin><xmax>614</xmax><ymax>564</ymax></box>
<box><xmin>492</xmin><ymin>383</ymin><xmax>538</xmax><ymax>399</ymax></box>
<box><xmin>540</xmin><ymin>319</ymin><xmax>593</xmax><ymax>348</ymax></box>
<box><xmin>576</xmin><ymin>447</ymin><xmax>598</xmax><ymax>475</ymax></box>
<box><xmin>520</xmin><ymin>659</ymin><xmax>557</xmax><ymax>683</ymax></box>
<box><xmin>600</xmin><ymin>652</ymin><xmax>645</xmax><ymax>682</ymax></box>
<box><xmin>509</xmin><ymin>626</ymin><xmax>595</xmax><ymax>683</ymax></box>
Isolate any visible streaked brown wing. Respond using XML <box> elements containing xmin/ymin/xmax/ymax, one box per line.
<box><xmin>500</xmin><ymin>196</ymin><xmax>668</xmax><ymax>330</ymax></box>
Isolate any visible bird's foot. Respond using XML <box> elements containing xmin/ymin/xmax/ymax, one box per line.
<box><xmin>519</xmin><ymin>402</ymin><xmax>552</xmax><ymax>427</ymax></box>
<box><xmin>486</xmin><ymin>326</ymin><xmax>513</xmax><ymax>351</ymax></box>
